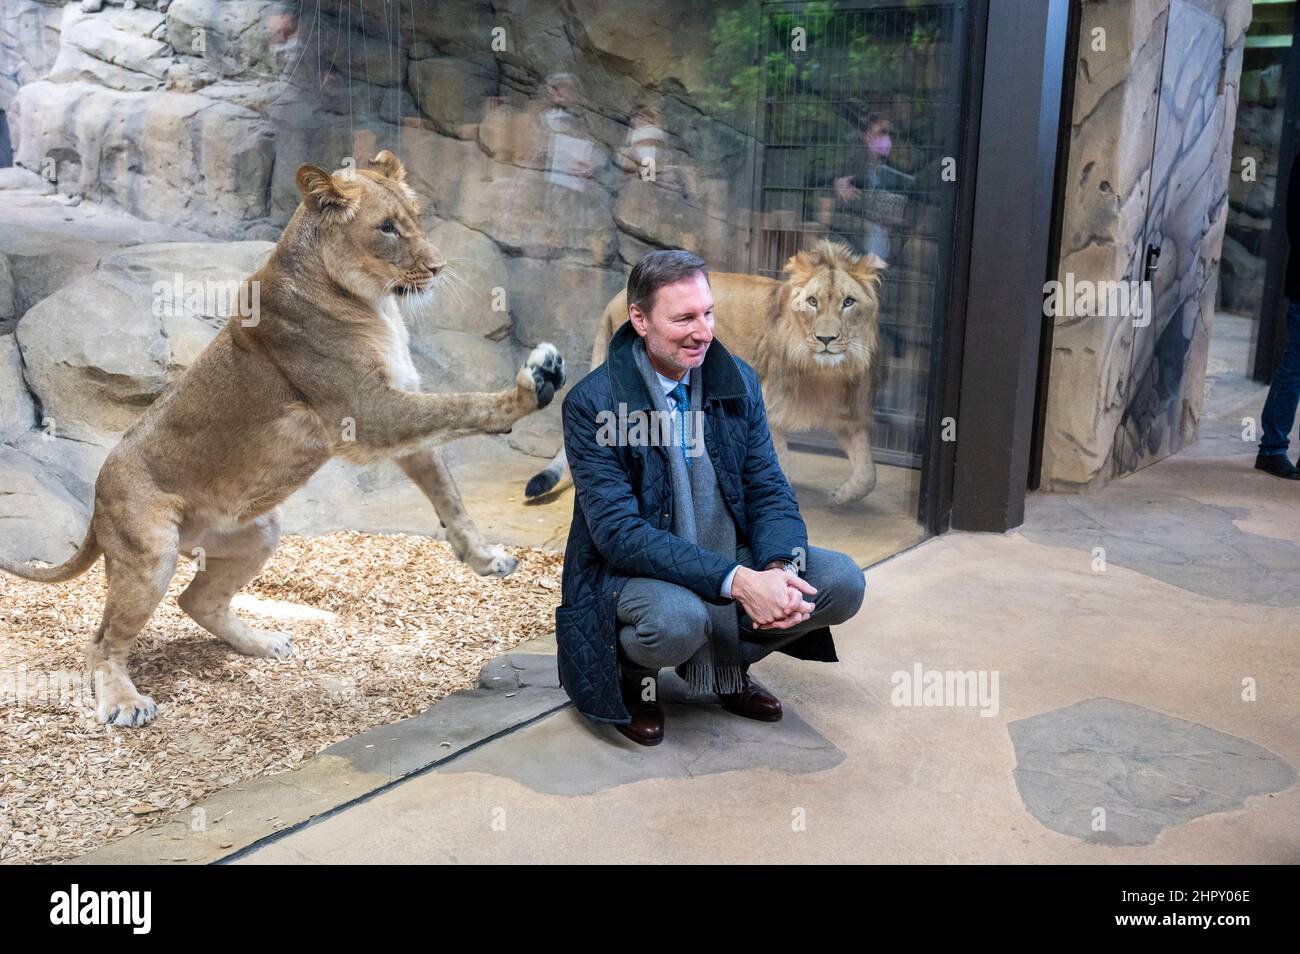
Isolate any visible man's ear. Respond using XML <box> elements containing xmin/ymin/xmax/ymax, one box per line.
<box><xmin>627</xmin><ymin>301</ymin><xmax>648</xmax><ymax>336</ymax></box>
<box><xmin>295</xmin><ymin>164</ymin><xmax>360</xmax><ymax>220</ymax></box>
<box><xmin>366</xmin><ymin>149</ymin><xmax>406</xmax><ymax>182</ymax></box>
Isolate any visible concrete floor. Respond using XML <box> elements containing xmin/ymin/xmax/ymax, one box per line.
<box><xmin>222</xmin><ymin>314</ymin><xmax>1299</xmax><ymax>865</ymax></box>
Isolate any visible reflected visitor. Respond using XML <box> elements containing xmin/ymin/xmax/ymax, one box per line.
<box><xmin>812</xmin><ymin>111</ymin><xmax>914</xmax><ymax>265</ymax></box>
<box><xmin>265</xmin><ymin>2</ymin><xmax>302</xmax><ymax>76</ymax></box>
<box><xmin>615</xmin><ymin>102</ymin><xmax>685</xmax><ymax>194</ymax></box>
<box><xmin>528</xmin><ymin>72</ymin><xmax>599</xmax><ymax>192</ymax></box>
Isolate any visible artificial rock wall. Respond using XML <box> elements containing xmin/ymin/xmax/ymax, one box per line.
<box><xmin>0</xmin><ymin>0</ymin><xmax>763</xmax><ymax>563</ymax></box>
<box><xmin>1</xmin><ymin>0</ymin><xmax>760</xmax><ymax>371</ymax></box>
<box><xmin>1040</xmin><ymin>0</ymin><xmax>1250</xmax><ymax>491</ymax></box>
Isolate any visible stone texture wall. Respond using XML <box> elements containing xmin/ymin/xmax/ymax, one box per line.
<box><xmin>0</xmin><ymin>0</ymin><xmax>61</xmax><ymax>116</ymax></box>
<box><xmin>0</xmin><ymin>0</ymin><xmax>767</xmax><ymax>563</ymax></box>
<box><xmin>1040</xmin><ymin>0</ymin><xmax>1250</xmax><ymax>491</ymax></box>
<box><xmin>2</xmin><ymin>0</ymin><xmax>760</xmax><ymax>374</ymax></box>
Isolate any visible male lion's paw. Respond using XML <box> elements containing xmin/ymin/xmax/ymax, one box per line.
<box><xmin>832</xmin><ymin>486</ymin><xmax>863</xmax><ymax>509</ymax></box>
<box><xmin>828</xmin><ymin>479</ymin><xmax>874</xmax><ymax>507</ymax></box>
<box><xmin>98</xmin><ymin>691</ymin><xmax>158</xmax><ymax>728</ymax></box>
<box><xmin>522</xmin><ymin>342</ymin><xmax>565</xmax><ymax>409</ymax></box>
<box><xmin>470</xmin><ymin>545</ymin><xmax>519</xmax><ymax>578</ymax></box>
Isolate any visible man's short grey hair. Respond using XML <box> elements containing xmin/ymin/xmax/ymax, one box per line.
<box><xmin>627</xmin><ymin>249</ymin><xmax>710</xmax><ymax>317</ymax></box>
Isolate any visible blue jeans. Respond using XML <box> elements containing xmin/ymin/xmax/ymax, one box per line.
<box><xmin>1260</xmin><ymin>300</ymin><xmax>1300</xmax><ymax>457</ymax></box>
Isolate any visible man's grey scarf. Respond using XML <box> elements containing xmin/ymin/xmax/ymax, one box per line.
<box><xmin>632</xmin><ymin>339</ymin><xmax>745</xmax><ymax>697</ymax></box>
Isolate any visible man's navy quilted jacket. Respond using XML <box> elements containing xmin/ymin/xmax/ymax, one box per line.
<box><xmin>555</xmin><ymin>318</ymin><xmax>838</xmax><ymax>725</ymax></box>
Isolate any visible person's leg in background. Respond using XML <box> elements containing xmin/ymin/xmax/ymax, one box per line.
<box><xmin>1257</xmin><ymin>300</ymin><xmax>1300</xmax><ymax>479</ymax></box>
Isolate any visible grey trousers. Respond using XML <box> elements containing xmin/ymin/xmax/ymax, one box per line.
<box><xmin>616</xmin><ymin>544</ymin><xmax>865</xmax><ymax>677</ymax></box>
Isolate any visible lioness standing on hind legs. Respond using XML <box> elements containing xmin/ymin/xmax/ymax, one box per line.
<box><xmin>0</xmin><ymin>151</ymin><xmax>565</xmax><ymax>728</ymax></box>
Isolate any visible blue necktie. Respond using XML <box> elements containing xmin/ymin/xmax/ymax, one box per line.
<box><xmin>669</xmin><ymin>381</ymin><xmax>692</xmax><ymax>469</ymax></box>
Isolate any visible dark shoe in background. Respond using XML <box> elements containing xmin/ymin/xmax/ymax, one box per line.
<box><xmin>616</xmin><ymin>669</ymin><xmax>664</xmax><ymax>746</ymax></box>
<box><xmin>718</xmin><ymin>671</ymin><xmax>783</xmax><ymax>722</ymax></box>
<box><xmin>1255</xmin><ymin>453</ymin><xmax>1300</xmax><ymax>480</ymax></box>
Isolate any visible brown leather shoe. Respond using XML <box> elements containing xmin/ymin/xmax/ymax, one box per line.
<box><xmin>616</xmin><ymin>670</ymin><xmax>664</xmax><ymax>746</ymax></box>
<box><xmin>718</xmin><ymin>672</ymin><xmax>783</xmax><ymax>722</ymax></box>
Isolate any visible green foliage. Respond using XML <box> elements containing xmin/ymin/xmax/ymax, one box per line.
<box><xmin>696</xmin><ymin>0</ymin><xmax>874</xmax><ymax>138</ymax></box>
<box><xmin>694</xmin><ymin>0</ymin><xmax>950</xmax><ymax>177</ymax></box>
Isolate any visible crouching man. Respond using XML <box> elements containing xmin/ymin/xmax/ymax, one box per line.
<box><xmin>553</xmin><ymin>249</ymin><xmax>866</xmax><ymax>746</ymax></box>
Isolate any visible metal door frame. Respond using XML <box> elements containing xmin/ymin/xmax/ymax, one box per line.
<box><xmin>746</xmin><ymin>0</ymin><xmax>1074</xmax><ymax>535</ymax></box>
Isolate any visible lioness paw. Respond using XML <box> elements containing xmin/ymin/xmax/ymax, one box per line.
<box><xmin>469</xmin><ymin>544</ymin><xmax>518</xmax><ymax>578</ymax></box>
<box><xmin>225</xmin><ymin>629</ymin><xmax>295</xmax><ymax>659</ymax></box>
<box><xmin>257</xmin><ymin>630</ymin><xmax>295</xmax><ymax>659</ymax></box>
<box><xmin>267</xmin><ymin>632</ymin><xmax>295</xmax><ymax>659</ymax></box>
<box><xmin>521</xmin><ymin>343</ymin><xmax>565</xmax><ymax>409</ymax></box>
<box><xmin>98</xmin><ymin>692</ymin><xmax>158</xmax><ymax>728</ymax></box>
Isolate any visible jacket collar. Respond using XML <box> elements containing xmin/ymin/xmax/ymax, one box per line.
<box><xmin>606</xmin><ymin>317</ymin><xmax>746</xmax><ymax>411</ymax></box>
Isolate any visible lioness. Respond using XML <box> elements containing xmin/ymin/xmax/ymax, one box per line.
<box><xmin>0</xmin><ymin>151</ymin><xmax>565</xmax><ymax>728</ymax></box>
<box><xmin>526</xmin><ymin>240</ymin><xmax>882</xmax><ymax>505</ymax></box>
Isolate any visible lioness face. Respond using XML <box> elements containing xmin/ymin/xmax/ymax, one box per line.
<box><xmin>295</xmin><ymin>151</ymin><xmax>445</xmax><ymax>306</ymax></box>
<box><xmin>784</xmin><ymin>251</ymin><xmax>885</xmax><ymax>372</ymax></box>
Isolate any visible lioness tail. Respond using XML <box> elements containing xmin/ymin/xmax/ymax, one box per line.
<box><xmin>0</xmin><ymin>526</ymin><xmax>101</xmax><ymax>583</ymax></box>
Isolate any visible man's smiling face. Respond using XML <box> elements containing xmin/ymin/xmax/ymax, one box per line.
<box><xmin>630</xmin><ymin>271</ymin><xmax>714</xmax><ymax>381</ymax></box>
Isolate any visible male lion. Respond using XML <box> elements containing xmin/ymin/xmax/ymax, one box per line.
<box><xmin>0</xmin><ymin>151</ymin><xmax>565</xmax><ymax>728</ymax></box>
<box><xmin>526</xmin><ymin>240</ymin><xmax>882</xmax><ymax>506</ymax></box>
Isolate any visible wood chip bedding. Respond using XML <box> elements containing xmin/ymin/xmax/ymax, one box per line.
<box><xmin>0</xmin><ymin>532</ymin><xmax>563</xmax><ymax>864</ymax></box>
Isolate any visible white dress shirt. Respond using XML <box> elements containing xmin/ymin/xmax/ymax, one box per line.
<box><xmin>652</xmin><ymin>366</ymin><xmax>741</xmax><ymax>600</ymax></box>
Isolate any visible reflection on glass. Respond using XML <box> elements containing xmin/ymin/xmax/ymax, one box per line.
<box><xmin>4</xmin><ymin>0</ymin><xmax>966</xmax><ymax>574</ymax></box>
<box><xmin>750</xmin><ymin>2</ymin><xmax>964</xmax><ymax>563</ymax></box>
<box><xmin>1222</xmin><ymin>2</ymin><xmax>1292</xmax><ymax>328</ymax></box>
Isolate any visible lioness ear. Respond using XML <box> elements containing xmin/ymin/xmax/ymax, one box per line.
<box><xmin>366</xmin><ymin>150</ymin><xmax>406</xmax><ymax>182</ymax></box>
<box><xmin>295</xmin><ymin>164</ymin><xmax>360</xmax><ymax>220</ymax></box>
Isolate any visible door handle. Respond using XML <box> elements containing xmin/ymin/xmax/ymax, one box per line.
<box><xmin>1143</xmin><ymin>243</ymin><xmax>1161</xmax><ymax>283</ymax></box>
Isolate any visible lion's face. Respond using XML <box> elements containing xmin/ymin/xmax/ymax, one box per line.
<box><xmin>777</xmin><ymin>245</ymin><xmax>885</xmax><ymax>374</ymax></box>
<box><xmin>294</xmin><ymin>152</ymin><xmax>445</xmax><ymax>306</ymax></box>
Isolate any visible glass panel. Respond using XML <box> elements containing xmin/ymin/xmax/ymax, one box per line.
<box><xmin>751</xmin><ymin>1</ymin><xmax>968</xmax><ymax>565</ymax></box>
<box><xmin>1221</xmin><ymin>0</ymin><xmax>1295</xmax><ymax>376</ymax></box>
<box><xmin>0</xmin><ymin>0</ymin><xmax>972</xmax><ymax>582</ymax></box>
